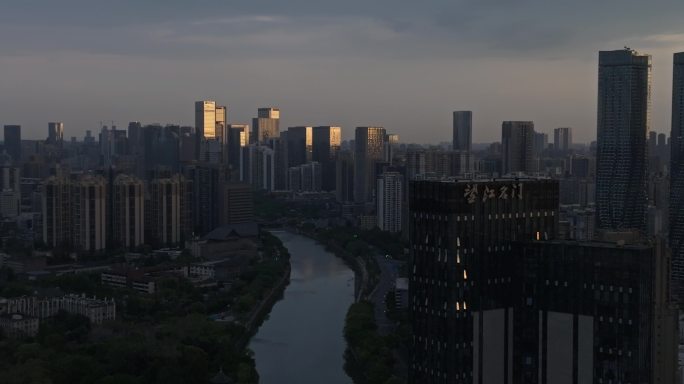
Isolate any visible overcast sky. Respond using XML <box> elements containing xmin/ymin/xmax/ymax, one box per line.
<box><xmin>2</xmin><ymin>1</ymin><xmax>684</xmax><ymax>143</ymax></box>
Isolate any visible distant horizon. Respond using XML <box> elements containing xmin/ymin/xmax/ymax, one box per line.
<box><xmin>2</xmin><ymin>2</ymin><xmax>684</xmax><ymax>143</ymax></box>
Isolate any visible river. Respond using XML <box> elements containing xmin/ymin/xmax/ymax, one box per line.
<box><xmin>249</xmin><ymin>230</ymin><xmax>355</xmax><ymax>384</ymax></box>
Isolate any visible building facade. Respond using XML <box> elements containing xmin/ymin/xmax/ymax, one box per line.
<box><xmin>377</xmin><ymin>171</ymin><xmax>403</xmax><ymax>233</ymax></box>
<box><xmin>453</xmin><ymin>111</ymin><xmax>473</xmax><ymax>152</ymax></box>
<box><xmin>596</xmin><ymin>49</ymin><xmax>650</xmax><ymax>232</ymax></box>
<box><xmin>671</xmin><ymin>52</ymin><xmax>684</xmax><ymax>303</ymax></box>
<box><xmin>312</xmin><ymin>126</ymin><xmax>341</xmax><ymax>191</ymax></box>
<box><xmin>252</xmin><ymin>107</ymin><xmax>280</xmax><ymax>145</ymax></box>
<box><xmin>502</xmin><ymin>121</ymin><xmax>536</xmax><ymax>175</ymax></box>
<box><xmin>112</xmin><ymin>174</ymin><xmax>145</xmax><ymax>249</ymax></box>
<box><xmin>354</xmin><ymin>127</ymin><xmax>386</xmax><ymax>205</ymax></box>
<box><xmin>409</xmin><ymin>178</ymin><xmax>559</xmax><ymax>383</ymax></box>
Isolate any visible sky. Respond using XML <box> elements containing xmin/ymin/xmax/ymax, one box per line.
<box><xmin>2</xmin><ymin>1</ymin><xmax>684</xmax><ymax>144</ymax></box>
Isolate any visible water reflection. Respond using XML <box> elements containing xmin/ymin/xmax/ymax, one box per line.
<box><xmin>250</xmin><ymin>231</ymin><xmax>355</xmax><ymax>384</ymax></box>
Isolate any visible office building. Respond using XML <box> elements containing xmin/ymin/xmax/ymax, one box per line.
<box><xmin>47</xmin><ymin>122</ymin><xmax>64</xmax><ymax>145</ymax></box>
<box><xmin>112</xmin><ymin>174</ymin><xmax>145</xmax><ymax>249</ymax></box>
<box><xmin>195</xmin><ymin>101</ymin><xmax>227</xmax><ymax>161</ymax></box>
<box><xmin>286</xmin><ymin>126</ymin><xmax>312</xmax><ymax>167</ymax></box>
<box><xmin>377</xmin><ymin>172</ymin><xmax>403</xmax><ymax>233</ymax></box>
<box><xmin>354</xmin><ymin>127</ymin><xmax>386</xmax><ymax>205</ymax></box>
<box><xmin>553</xmin><ymin>127</ymin><xmax>573</xmax><ymax>152</ymax></box>
<box><xmin>252</xmin><ymin>107</ymin><xmax>280</xmax><ymax>145</ymax></box>
<box><xmin>671</xmin><ymin>52</ymin><xmax>684</xmax><ymax>303</ymax></box>
<box><xmin>409</xmin><ymin>178</ymin><xmax>558</xmax><ymax>384</ymax></box>
<box><xmin>502</xmin><ymin>121</ymin><xmax>535</xmax><ymax>174</ymax></box>
<box><xmin>452</xmin><ymin>111</ymin><xmax>472</xmax><ymax>152</ymax></box>
<box><xmin>3</xmin><ymin>125</ymin><xmax>21</xmax><ymax>163</ymax></box>
<box><xmin>336</xmin><ymin>150</ymin><xmax>354</xmax><ymax>203</ymax></box>
<box><xmin>227</xmin><ymin>124</ymin><xmax>250</xmax><ymax>175</ymax></box>
<box><xmin>514</xmin><ymin>237</ymin><xmax>676</xmax><ymax>384</ymax></box>
<box><xmin>312</xmin><ymin>126</ymin><xmax>342</xmax><ymax>191</ymax></box>
<box><xmin>596</xmin><ymin>49</ymin><xmax>650</xmax><ymax>232</ymax></box>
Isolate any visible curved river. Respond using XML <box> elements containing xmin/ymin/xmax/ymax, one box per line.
<box><xmin>249</xmin><ymin>231</ymin><xmax>355</xmax><ymax>384</ymax></box>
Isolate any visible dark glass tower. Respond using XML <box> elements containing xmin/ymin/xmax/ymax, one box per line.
<box><xmin>596</xmin><ymin>49</ymin><xmax>650</xmax><ymax>232</ymax></box>
<box><xmin>670</xmin><ymin>52</ymin><xmax>684</xmax><ymax>303</ymax></box>
<box><xmin>409</xmin><ymin>178</ymin><xmax>558</xmax><ymax>383</ymax></box>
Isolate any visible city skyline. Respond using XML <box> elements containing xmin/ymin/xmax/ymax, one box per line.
<box><xmin>2</xmin><ymin>2</ymin><xmax>684</xmax><ymax>143</ymax></box>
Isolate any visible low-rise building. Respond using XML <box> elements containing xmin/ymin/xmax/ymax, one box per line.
<box><xmin>0</xmin><ymin>294</ymin><xmax>115</xmax><ymax>325</ymax></box>
<box><xmin>0</xmin><ymin>314</ymin><xmax>39</xmax><ymax>338</ymax></box>
<box><xmin>101</xmin><ymin>267</ymin><xmax>156</xmax><ymax>294</ymax></box>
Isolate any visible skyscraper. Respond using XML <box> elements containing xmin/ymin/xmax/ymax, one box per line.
<box><xmin>354</xmin><ymin>127</ymin><xmax>386</xmax><ymax>205</ymax></box>
<box><xmin>312</xmin><ymin>126</ymin><xmax>341</xmax><ymax>191</ymax></box>
<box><xmin>3</xmin><ymin>125</ymin><xmax>21</xmax><ymax>163</ymax></box>
<box><xmin>195</xmin><ymin>100</ymin><xmax>217</xmax><ymax>140</ymax></box>
<box><xmin>596</xmin><ymin>49</ymin><xmax>651</xmax><ymax>232</ymax></box>
<box><xmin>47</xmin><ymin>122</ymin><xmax>64</xmax><ymax>144</ymax></box>
<box><xmin>335</xmin><ymin>150</ymin><xmax>354</xmax><ymax>203</ymax></box>
<box><xmin>452</xmin><ymin>111</ymin><xmax>472</xmax><ymax>152</ymax></box>
<box><xmin>553</xmin><ymin>127</ymin><xmax>573</xmax><ymax>152</ymax></box>
<box><xmin>670</xmin><ymin>52</ymin><xmax>684</xmax><ymax>303</ymax></box>
<box><xmin>501</xmin><ymin>121</ymin><xmax>535</xmax><ymax>174</ymax></box>
<box><xmin>195</xmin><ymin>101</ymin><xmax>227</xmax><ymax>161</ymax></box>
<box><xmin>409</xmin><ymin>178</ymin><xmax>559</xmax><ymax>384</ymax></box>
<box><xmin>227</xmin><ymin>124</ymin><xmax>250</xmax><ymax>176</ymax></box>
<box><xmin>286</xmin><ymin>126</ymin><xmax>312</xmax><ymax>167</ymax></box>
<box><xmin>252</xmin><ymin>107</ymin><xmax>280</xmax><ymax>145</ymax></box>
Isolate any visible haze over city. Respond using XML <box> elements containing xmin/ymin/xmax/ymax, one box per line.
<box><xmin>2</xmin><ymin>0</ymin><xmax>684</xmax><ymax>143</ymax></box>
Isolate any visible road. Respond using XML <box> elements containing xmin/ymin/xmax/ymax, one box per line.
<box><xmin>369</xmin><ymin>253</ymin><xmax>404</xmax><ymax>336</ymax></box>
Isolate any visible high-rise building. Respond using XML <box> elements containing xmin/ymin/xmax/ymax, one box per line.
<box><xmin>227</xmin><ymin>124</ymin><xmax>250</xmax><ymax>176</ymax></box>
<box><xmin>148</xmin><ymin>175</ymin><xmax>190</xmax><ymax>246</ymax></box>
<box><xmin>354</xmin><ymin>127</ymin><xmax>386</xmax><ymax>205</ymax></box>
<box><xmin>42</xmin><ymin>177</ymin><xmax>72</xmax><ymax>249</ymax></box>
<box><xmin>183</xmin><ymin>164</ymin><xmax>225</xmax><ymax>236</ymax></box>
<box><xmin>533</xmin><ymin>131</ymin><xmax>548</xmax><ymax>156</ymax></box>
<box><xmin>501</xmin><ymin>121</ymin><xmax>535</xmax><ymax>174</ymax></box>
<box><xmin>515</xmin><ymin>237</ymin><xmax>677</xmax><ymax>384</ymax></box>
<box><xmin>112</xmin><ymin>174</ymin><xmax>145</xmax><ymax>249</ymax></box>
<box><xmin>377</xmin><ymin>172</ymin><xmax>403</xmax><ymax>233</ymax></box>
<box><xmin>286</xmin><ymin>126</ymin><xmax>312</xmax><ymax>167</ymax></box>
<box><xmin>3</xmin><ymin>125</ymin><xmax>21</xmax><ymax>163</ymax></box>
<box><xmin>671</xmin><ymin>52</ymin><xmax>684</xmax><ymax>303</ymax></box>
<box><xmin>221</xmin><ymin>183</ymin><xmax>253</xmax><ymax>225</ymax></box>
<box><xmin>47</xmin><ymin>122</ymin><xmax>64</xmax><ymax>145</ymax></box>
<box><xmin>72</xmin><ymin>175</ymin><xmax>107</xmax><ymax>252</ymax></box>
<box><xmin>195</xmin><ymin>100</ymin><xmax>217</xmax><ymax>141</ymax></box>
<box><xmin>553</xmin><ymin>127</ymin><xmax>573</xmax><ymax>152</ymax></box>
<box><xmin>335</xmin><ymin>150</ymin><xmax>354</xmax><ymax>203</ymax></box>
<box><xmin>312</xmin><ymin>126</ymin><xmax>341</xmax><ymax>191</ymax></box>
<box><xmin>0</xmin><ymin>159</ymin><xmax>20</xmax><ymax>218</ymax></box>
<box><xmin>405</xmin><ymin>150</ymin><xmax>426</xmax><ymax>180</ymax></box>
<box><xmin>596</xmin><ymin>49</ymin><xmax>650</xmax><ymax>232</ymax></box>
<box><xmin>195</xmin><ymin>101</ymin><xmax>227</xmax><ymax>161</ymax></box>
<box><xmin>409</xmin><ymin>178</ymin><xmax>559</xmax><ymax>384</ymax></box>
<box><xmin>452</xmin><ymin>111</ymin><xmax>472</xmax><ymax>152</ymax></box>
<box><xmin>252</xmin><ymin>107</ymin><xmax>280</xmax><ymax>145</ymax></box>
<box><xmin>241</xmin><ymin>145</ymin><xmax>275</xmax><ymax>191</ymax></box>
